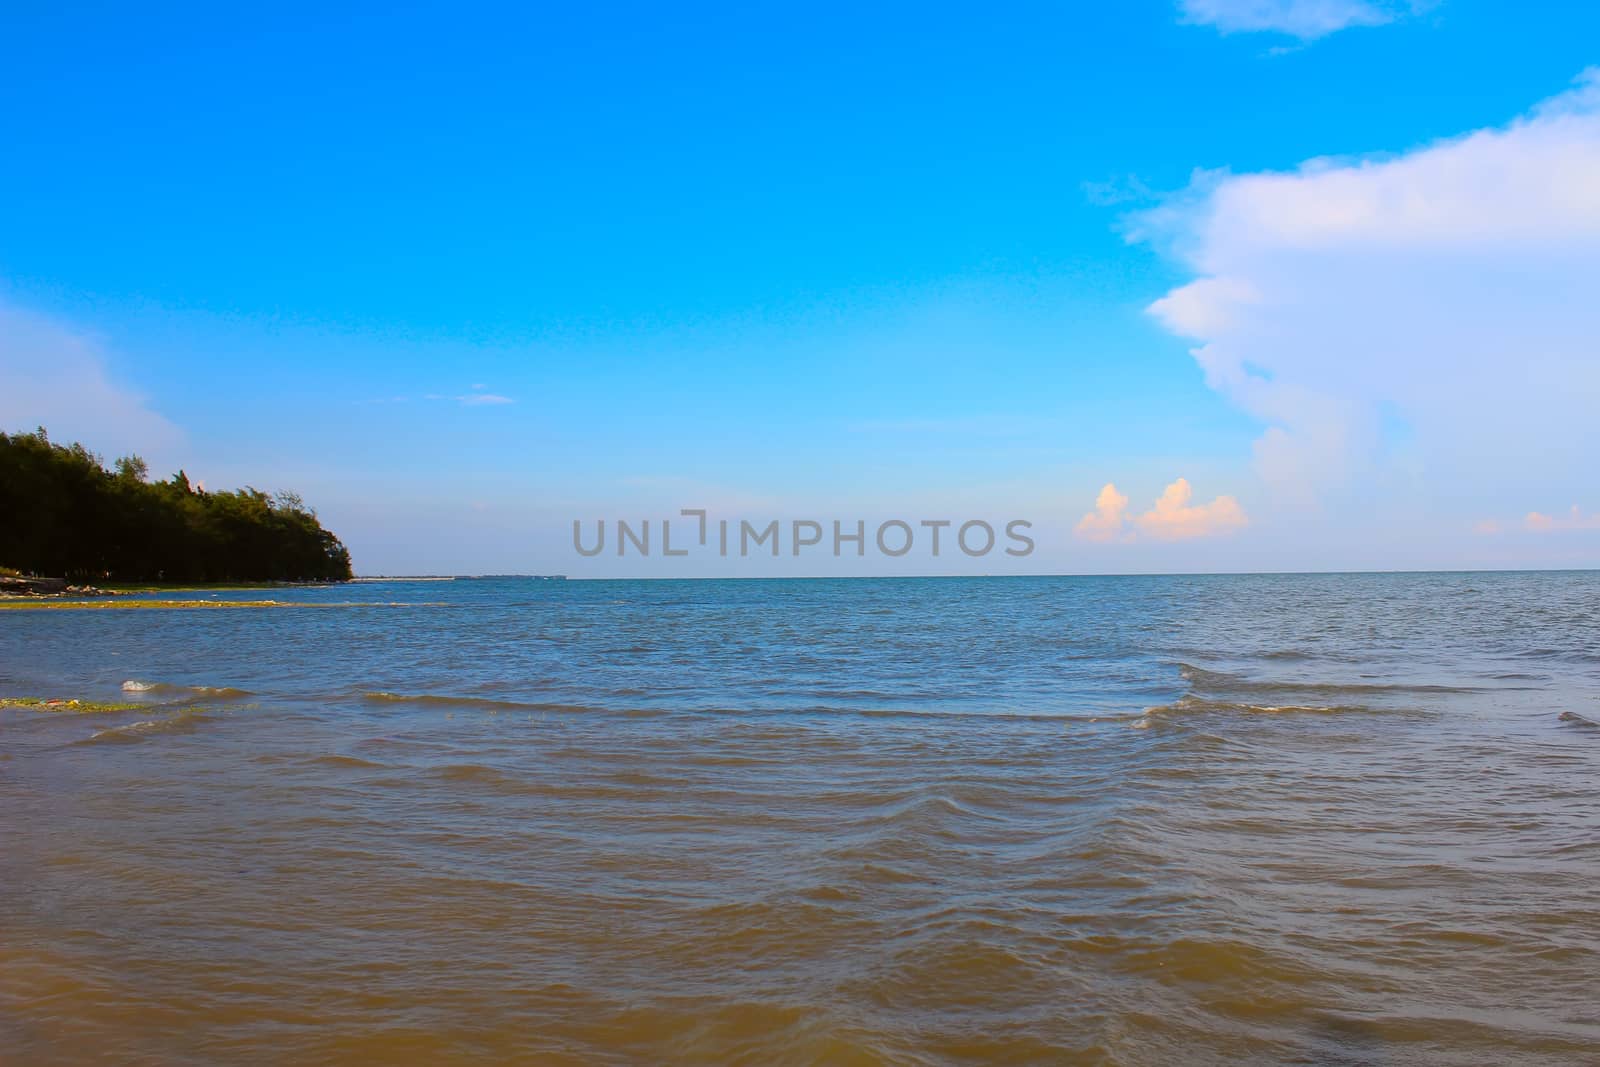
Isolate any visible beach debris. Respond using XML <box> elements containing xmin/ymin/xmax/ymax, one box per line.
<box><xmin>0</xmin><ymin>574</ymin><xmax>129</xmax><ymax>598</ymax></box>
<box><xmin>0</xmin><ymin>697</ymin><xmax>145</xmax><ymax>713</ymax></box>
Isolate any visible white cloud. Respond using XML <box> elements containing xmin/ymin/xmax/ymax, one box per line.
<box><xmin>1178</xmin><ymin>0</ymin><xmax>1409</xmax><ymax>39</ymax></box>
<box><xmin>456</xmin><ymin>393</ymin><xmax>513</xmax><ymax>406</ymax></box>
<box><xmin>1526</xmin><ymin>507</ymin><xmax>1600</xmax><ymax>533</ymax></box>
<box><xmin>1179</xmin><ymin>83</ymin><xmax>1600</xmax><ymax>250</ymax></box>
<box><xmin>0</xmin><ymin>301</ymin><xmax>183</xmax><ymax>465</ymax></box>
<box><xmin>1075</xmin><ymin>483</ymin><xmax>1131</xmax><ymax>542</ymax></box>
<box><xmin>1146</xmin><ymin>276</ymin><xmax>1259</xmax><ymax>337</ymax></box>
<box><xmin>1142</xmin><ymin>70</ymin><xmax>1600</xmax><ymax>515</ymax></box>
<box><xmin>1075</xmin><ymin>479</ymin><xmax>1247</xmax><ymax>542</ymax></box>
<box><xmin>1136</xmin><ymin>478</ymin><xmax>1250</xmax><ymax>540</ymax></box>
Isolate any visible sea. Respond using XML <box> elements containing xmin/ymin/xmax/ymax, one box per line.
<box><xmin>2</xmin><ymin>572</ymin><xmax>1598</xmax><ymax>1065</ymax></box>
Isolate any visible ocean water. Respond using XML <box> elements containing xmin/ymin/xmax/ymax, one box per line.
<box><xmin>2</xmin><ymin>572</ymin><xmax>1598</xmax><ymax>1065</ymax></box>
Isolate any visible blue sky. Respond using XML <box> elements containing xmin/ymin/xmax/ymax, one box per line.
<box><xmin>3</xmin><ymin>1</ymin><xmax>1599</xmax><ymax>575</ymax></box>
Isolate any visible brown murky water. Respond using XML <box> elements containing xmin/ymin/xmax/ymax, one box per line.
<box><xmin>2</xmin><ymin>574</ymin><xmax>1598</xmax><ymax>1064</ymax></box>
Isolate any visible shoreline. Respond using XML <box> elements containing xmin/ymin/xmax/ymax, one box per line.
<box><xmin>0</xmin><ymin>576</ymin><xmax>352</xmax><ymax>602</ymax></box>
<box><xmin>0</xmin><ymin>598</ymin><xmax>369</xmax><ymax>611</ymax></box>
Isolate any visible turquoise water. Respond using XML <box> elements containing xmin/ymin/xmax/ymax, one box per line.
<box><xmin>3</xmin><ymin>572</ymin><xmax>1598</xmax><ymax>1063</ymax></box>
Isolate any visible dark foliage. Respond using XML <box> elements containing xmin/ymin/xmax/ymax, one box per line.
<box><xmin>0</xmin><ymin>429</ymin><xmax>352</xmax><ymax>582</ymax></box>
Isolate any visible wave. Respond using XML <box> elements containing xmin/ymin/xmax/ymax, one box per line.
<box><xmin>88</xmin><ymin>719</ymin><xmax>166</xmax><ymax>740</ymax></box>
<box><xmin>1134</xmin><ymin>695</ymin><xmax>1378</xmax><ymax>727</ymax></box>
<box><xmin>434</xmin><ymin>762</ymin><xmax>509</xmax><ymax>781</ymax></box>
<box><xmin>80</xmin><ymin>710</ymin><xmax>210</xmax><ymax>744</ymax></box>
<box><xmin>361</xmin><ymin>691</ymin><xmax>579</xmax><ymax>713</ymax></box>
<box><xmin>304</xmin><ymin>754</ymin><xmax>387</xmax><ymax>769</ymax></box>
<box><xmin>427</xmin><ymin>762</ymin><xmax>541</xmax><ymax>793</ymax></box>
<box><xmin>121</xmin><ymin>680</ymin><xmax>253</xmax><ymax>699</ymax></box>
<box><xmin>1513</xmin><ymin>647</ymin><xmax>1600</xmax><ymax>664</ymax></box>
<box><xmin>362</xmin><ymin>691</ymin><xmax>1164</xmax><ymax>724</ymax></box>
<box><xmin>1177</xmin><ymin>663</ymin><xmax>1480</xmax><ymax>697</ymax></box>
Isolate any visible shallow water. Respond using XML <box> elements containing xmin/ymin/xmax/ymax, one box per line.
<box><xmin>2</xmin><ymin>573</ymin><xmax>1598</xmax><ymax>1064</ymax></box>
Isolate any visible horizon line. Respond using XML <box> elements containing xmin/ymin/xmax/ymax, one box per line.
<box><xmin>354</xmin><ymin>566</ymin><xmax>1600</xmax><ymax>581</ymax></box>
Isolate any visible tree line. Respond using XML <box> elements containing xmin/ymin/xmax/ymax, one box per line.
<box><xmin>0</xmin><ymin>428</ymin><xmax>352</xmax><ymax>582</ymax></box>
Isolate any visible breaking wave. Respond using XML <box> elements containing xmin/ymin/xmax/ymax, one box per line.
<box><xmin>81</xmin><ymin>710</ymin><xmax>212</xmax><ymax>744</ymax></box>
<box><xmin>121</xmin><ymin>680</ymin><xmax>253</xmax><ymax>700</ymax></box>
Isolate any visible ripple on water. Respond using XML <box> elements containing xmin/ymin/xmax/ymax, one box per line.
<box><xmin>4</xmin><ymin>573</ymin><xmax>1600</xmax><ymax>1064</ymax></box>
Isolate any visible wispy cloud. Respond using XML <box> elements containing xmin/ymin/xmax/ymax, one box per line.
<box><xmin>1525</xmin><ymin>506</ymin><xmax>1600</xmax><ymax>533</ymax></box>
<box><xmin>1076</xmin><ymin>479</ymin><xmax>1247</xmax><ymax>542</ymax></box>
<box><xmin>367</xmin><ymin>389</ymin><xmax>515</xmax><ymax>407</ymax></box>
<box><xmin>1178</xmin><ymin>0</ymin><xmax>1417</xmax><ymax>39</ymax></box>
<box><xmin>0</xmin><ymin>300</ymin><xmax>183</xmax><ymax>464</ymax></box>
<box><xmin>1082</xmin><ymin>174</ymin><xmax>1158</xmax><ymax>207</ymax></box>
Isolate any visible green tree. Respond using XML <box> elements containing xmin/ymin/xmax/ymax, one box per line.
<box><xmin>0</xmin><ymin>429</ymin><xmax>353</xmax><ymax>582</ymax></box>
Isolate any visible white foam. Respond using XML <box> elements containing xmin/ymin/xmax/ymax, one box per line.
<box><xmin>91</xmin><ymin>720</ymin><xmax>160</xmax><ymax>739</ymax></box>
